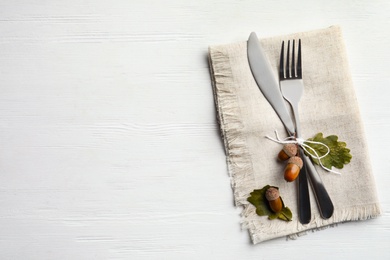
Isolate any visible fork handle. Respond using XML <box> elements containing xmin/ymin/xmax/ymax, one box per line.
<box><xmin>302</xmin><ymin>155</ymin><xmax>334</xmax><ymax>219</ymax></box>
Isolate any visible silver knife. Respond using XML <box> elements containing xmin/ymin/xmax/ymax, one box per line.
<box><xmin>247</xmin><ymin>34</ymin><xmax>295</xmax><ymax>134</ymax></box>
<box><xmin>247</xmin><ymin>32</ymin><xmax>334</xmax><ymax>220</ymax></box>
<box><xmin>247</xmin><ymin>32</ymin><xmax>311</xmax><ymax>224</ymax></box>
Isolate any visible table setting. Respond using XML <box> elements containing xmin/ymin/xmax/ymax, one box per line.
<box><xmin>1</xmin><ymin>1</ymin><xmax>389</xmax><ymax>258</ymax></box>
<box><xmin>209</xmin><ymin>25</ymin><xmax>381</xmax><ymax>243</ymax></box>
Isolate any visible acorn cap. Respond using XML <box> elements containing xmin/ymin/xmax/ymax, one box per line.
<box><xmin>265</xmin><ymin>187</ymin><xmax>280</xmax><ymax>201</ymax></box>
<box><xmin>282</xmin><ymin>144</ymin><xmax>298</xmax><ymax>157</ymax></box>
<box><xmin>287</xmin><ymin>156</ymin><xmax>303</xmax><ymax>169</ymax></box>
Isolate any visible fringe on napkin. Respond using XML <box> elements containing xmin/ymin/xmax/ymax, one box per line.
<box><xmin>208</xmin><ymin>47</ymin><xmax>256</xmax><ymax>206</ymax></box>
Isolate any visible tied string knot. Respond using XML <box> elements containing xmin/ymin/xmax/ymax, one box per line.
<box><xmin>265</xmin><ymin>130</ymin><xmax>341</xmax><ymax>175</ymax></box>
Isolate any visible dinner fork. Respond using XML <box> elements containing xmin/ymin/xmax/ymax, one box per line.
<box><xmin>279</xmin><ymin>39</ymin><xmax>311</xmax><ymax>224</ymax></box>
<box><xmin>279</xmin><ymin>40</ymin><xmax>334</xmax><ymax>221</ymax></box>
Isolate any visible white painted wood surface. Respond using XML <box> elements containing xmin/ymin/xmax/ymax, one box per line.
<box><xmin>0</xmin><ymin>1</ymin><xmax>389</xmax><ymax>259</ymax></box>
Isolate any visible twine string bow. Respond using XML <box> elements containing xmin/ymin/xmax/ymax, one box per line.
<box><xmin>266</xmin><ymin>130</ymin><xmax>341</xmax><ymax>175</ymax></box>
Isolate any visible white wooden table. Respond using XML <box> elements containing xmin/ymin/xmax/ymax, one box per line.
<box><xmin>0</xmin><ymin>1</ymin><xmax>389</xmax><ymax>259</ymax></box>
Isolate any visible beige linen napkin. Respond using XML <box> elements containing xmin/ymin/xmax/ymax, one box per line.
<box><xmin>208</xmin><ymin>25</ymin><xmax>381</xmax><ymax>243</ymax></box>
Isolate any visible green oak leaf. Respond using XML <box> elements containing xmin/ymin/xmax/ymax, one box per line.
<box><xmin>278</xmin><ymin>207</ymin><xmax>293</xmax><ymax>221</ymax></box>
<box><xmin>268</xmin><ymin>212</ymin><xmax>279</xmax><ymax>220</ymax></box>
<box><xmin>305</xmin><ymin>133</ymin><xmax>352</xmax><ymax>169</ymax></box>
<box><xmin>247</xmin><ymin>185</ymin><xmax>272</xmax><ymax>217</ymax></box>
<box><xmin>247</xmin><ymin>185</ymin><xmax>293</xmax><ymax>222</ymax></box>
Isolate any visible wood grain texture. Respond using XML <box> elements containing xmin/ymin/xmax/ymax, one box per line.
<box><xmin>0</xmin><ymin>0</ymin><xmax>389</xmax><ymax>259</ymax></box>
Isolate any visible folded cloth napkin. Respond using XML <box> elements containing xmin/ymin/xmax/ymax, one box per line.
<box><xmin>208</xmin><ymin>25</ymin><xmax>381</xmax><ymax>244</ymax></box>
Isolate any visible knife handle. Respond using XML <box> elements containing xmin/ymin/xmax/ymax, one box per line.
<box><xmin>298</xmin><ymin>148</ymin><xmax>311</xmax><ymax>224</ymax></box>
<box><xmin>302</xmin><ymin>155</ymin><xmax>334</xmax><ymax>219</ymax></box>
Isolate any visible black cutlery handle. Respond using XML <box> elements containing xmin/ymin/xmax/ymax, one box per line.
<box><xmin>298</xmin><ymin>151</ymin><xmax>311</xmax><ymax>224</ymax></box>
<box><xmin>302</xmin><ymin>155</ymin><xmax>334</xmax><ymax>219</ymax></box>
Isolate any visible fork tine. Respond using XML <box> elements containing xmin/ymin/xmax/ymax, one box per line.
<box><xmin>291</xmin><ymin>40</ymin><xmax>296</xmax><ymax>77</ymax></box>
<box><xmin>286</xmin><ymin>40</ymin><xmax>290</xmax><ymax>78</ymax></box>
<box><xmin>280</xmin><ymin>39</ymin><xmax>302</xmax><ymax>79</ymax></box>
<box><xmin>279</xmin><ymin>41</ymin><xmax>285</xmax><ymax>79</ymax></box>
<box><xmin>297</xmin><ymin>39</ymin><xmax>302</xmax><ymax>78</ymax></box>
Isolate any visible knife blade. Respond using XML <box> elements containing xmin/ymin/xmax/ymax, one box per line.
<box><xmin>247</xmin><ymin>32</ymin><xmax>295</xmax><ymax>135</ymax></box>
<box><xmin>247</xmin><ymin>32</ymin><xmax>334</xmax><ymax>221</ymax></box>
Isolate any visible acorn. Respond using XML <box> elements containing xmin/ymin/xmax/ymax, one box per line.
<box><xmin>265</xmin><ymin>187</ymin><xmax>283</xmax><ymax>213</ymax></box>
<box><xmin>277</xmin><ymin>143</ymin><xmax>298</xmax><ymax>161</ymax></box>
<box><xmin>284</xmin><ymin>156</ymin><xmax>303</xmax><ymax>182</ymax></box>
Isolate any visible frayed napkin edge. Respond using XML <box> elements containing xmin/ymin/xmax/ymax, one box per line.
<box><xmin>243</xmin><ymin>202</ymin><xmax>382</xmax><ymax>244</ymax></box>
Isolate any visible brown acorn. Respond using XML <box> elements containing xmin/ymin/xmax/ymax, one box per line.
<box><xmin>284</xmin><ymin>156</ymin><xmax>303</xmax><ymax>182</ymax></box>
<box><xmin>265</xmin><ymin>187</ymin><xmax>283</xmax><ymax>213</ymax></box>
<box><xmin>278</xmin><ymin>143</ymin><xmax>298</xmax><ymax>161</ymax></box>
